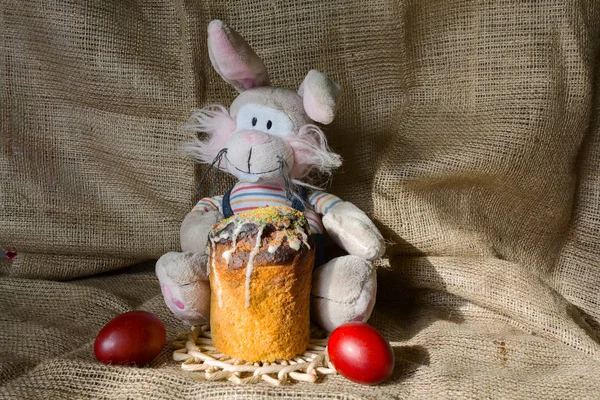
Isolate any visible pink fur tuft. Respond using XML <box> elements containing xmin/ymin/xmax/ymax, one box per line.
<box><xmin>287</xmin><ymin>124</ymin><xmax>342</xmax><ymax>180</ymax></box>
<box><xmin>184</xmin><ymin>105</ymin><xmax>236</xmax><ymax>167</ymax></box>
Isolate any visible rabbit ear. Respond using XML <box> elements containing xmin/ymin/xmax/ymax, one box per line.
<box><xmin>298</xmin><ymin>70</ymin><xmax>341</xmax><ymax>125</ymax></box>
<box><xmin>207</xmin><ymin>20</ymin><xmax>270</xmax><ymax>93</ymax></box>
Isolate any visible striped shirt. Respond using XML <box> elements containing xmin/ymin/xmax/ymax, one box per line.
<box><xmin>192</xmin><ymin>183</ymin><xmax>343</xmax><ymax>235</ymax></box>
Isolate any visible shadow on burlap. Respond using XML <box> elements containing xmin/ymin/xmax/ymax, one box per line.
<box><xmin>2</xmin><ymin>0</ymin><xmax>600</xmax><ymax>398</ymax></box>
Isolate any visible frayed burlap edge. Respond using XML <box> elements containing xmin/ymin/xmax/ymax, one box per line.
<box><xmin>172</xmin><ymin>325</ymin><xmax>337</xmax><ymax>386</ymax></box>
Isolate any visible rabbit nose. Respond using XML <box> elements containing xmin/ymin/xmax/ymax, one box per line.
<box><xmin>240</xmin><ymin>131</ymin><xmax>272</xmax><ymax>145</ymax></box>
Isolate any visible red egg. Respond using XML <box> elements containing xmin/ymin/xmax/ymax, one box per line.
<box><xmin>94</xmin><ymin>311</ymin><xmax>166</xmax><ymax>366</ymax></box>
<box><xmin>327</xmin><ymin>321</ymin><xmax>395</xmax><ymax>385</ymax></box>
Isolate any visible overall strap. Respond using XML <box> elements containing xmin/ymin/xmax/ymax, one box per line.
<box><xmin>222</xmin><ymin>188</ymin><xmax>234</xmax><ymax>218</ymax></box>
<box><xmin>291</xmin><ymin>186</ymin><xmax>308</xmax><ymax>212</ymax></box>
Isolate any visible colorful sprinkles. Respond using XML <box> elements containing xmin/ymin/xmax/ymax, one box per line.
<box><xmin>211</xmin><ymin>206</ymin><xmax>309</xmax><ymax>235</ymax></box>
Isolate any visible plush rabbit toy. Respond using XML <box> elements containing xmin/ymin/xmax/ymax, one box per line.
<box><xmin>156</xmin><ymin>20</ymin><xmax>385</xmax><ymax>332</ymax></box>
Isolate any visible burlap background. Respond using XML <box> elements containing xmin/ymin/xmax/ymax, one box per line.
<box><xmin>2</xmin><ymin>0</ymin><xmax>600</xmax><ymax>398</ymax></box>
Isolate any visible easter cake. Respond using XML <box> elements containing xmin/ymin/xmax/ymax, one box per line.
<box><xmin>207</xmin><ymin>206</ymin><xmax>315</xmax><ymax>362</ymax></box>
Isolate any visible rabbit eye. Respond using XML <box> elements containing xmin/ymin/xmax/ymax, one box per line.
<box><xmin>236</xmin><ymin>104</ymin><xmax>293</xmax><ymax>137</ymax></box>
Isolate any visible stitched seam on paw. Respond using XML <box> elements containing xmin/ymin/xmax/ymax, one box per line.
<box><xmin>311</xmin><ymin>294</ymin><xmax>355</xmax><ymax>305</ymax></box>
<box><xmin>179</xmin><ymin>279</ymin><xmax>201</xmax><ymax>287</ymax></box>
